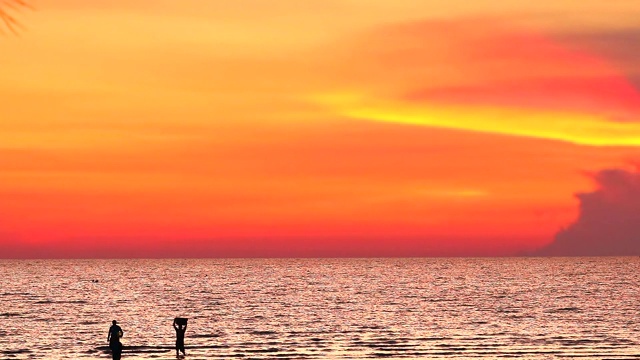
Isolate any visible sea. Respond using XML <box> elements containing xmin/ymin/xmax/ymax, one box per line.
<box><xmin>0</xmin><ymin>258</ymin><xmax>638</xmax><ymax>359</ymax></box>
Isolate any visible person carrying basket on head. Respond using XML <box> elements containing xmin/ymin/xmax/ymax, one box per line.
<box><xmin>173</xmin><ymin>317</ymin><xmax>188</xmax><ymax>357</ymax></box>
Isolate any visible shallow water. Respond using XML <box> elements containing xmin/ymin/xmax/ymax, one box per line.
<box><xmin>0</xmin><ymin>258</ymin><xmax>638</xmax><ymax>359</ymax></box>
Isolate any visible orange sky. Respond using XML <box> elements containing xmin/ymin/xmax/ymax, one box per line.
<box><xmin>2</xmin><ymin>1</ymin><xmax>640</xmax><ymax>257</ymax></box>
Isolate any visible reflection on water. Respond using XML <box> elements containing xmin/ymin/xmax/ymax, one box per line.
<box><xmin>0</xmin><ymin>258</ymin><xmax>638</xmax><ymax>359</ymax></box>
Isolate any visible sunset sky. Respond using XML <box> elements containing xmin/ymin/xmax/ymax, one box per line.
<box><xmin>2</xmin><ymin>0</ymin><xmax>640</xmax><ymax>257</ymax></box>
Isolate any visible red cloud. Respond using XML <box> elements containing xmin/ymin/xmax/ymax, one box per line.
<box><xmin>335</xmin><ymin>19</ymin><xmax>640</xmax><ymax>121</ymax></box>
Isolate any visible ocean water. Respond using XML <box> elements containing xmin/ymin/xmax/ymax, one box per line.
<box><xmin>0</xmin><ymin>258</ymin><xmax>638</xmax><ymax>359</ymax></box>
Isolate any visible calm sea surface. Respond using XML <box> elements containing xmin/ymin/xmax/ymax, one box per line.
<box><xmin>0</xmin><ymin>258</ymin><xmax>638</xmax><ymax>359</ymax></box>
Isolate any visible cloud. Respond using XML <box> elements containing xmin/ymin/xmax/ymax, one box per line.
<box><xmin>556</xmin><ymin>28</ymin><xmax>640</xmax><ymax>89</ymax></box>
<box><xmin>404</xmin><ymin>76</ymin><xmax>640</xmax><ymax>119</ymax></box>
<box><xmin>313</xmin><ymin>19</ymin><xmax>640</xmax><ymax>146</ymax></box>
<box><xmin>536</xmin><ymin>167</ymin><xmax>640</xmax><ymax>256</ymax></box>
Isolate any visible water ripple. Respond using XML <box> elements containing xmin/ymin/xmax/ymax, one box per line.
<box><xmin>0</xmin><ymin>258</ymin><xmax>638</xmax><ymax>359</ymax></box>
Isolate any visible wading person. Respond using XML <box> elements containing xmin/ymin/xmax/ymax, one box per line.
<box><xmin>173</xmin><ymin>318</ymin><xmax>188</xmax><ymax>357</ymax></box>
<box><xmin>107</xmin><ymin>320</ymin><xmax>124</xmax><ymax>360</ymax></box>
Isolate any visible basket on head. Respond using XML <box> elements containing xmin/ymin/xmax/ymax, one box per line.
<box><xmin>175</xmin><ymin>317</ymin><xmax>188</xmax><ymax>326</ymax></box>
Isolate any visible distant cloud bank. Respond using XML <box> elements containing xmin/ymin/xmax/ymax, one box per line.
<box><xmin>537</xmin><ymin>167</ymin><xmax>640</xmax><ymax>256</ymax></box>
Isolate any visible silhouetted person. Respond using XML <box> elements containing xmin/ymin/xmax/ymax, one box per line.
<box><xmin>107</xmin><ymin>320</ymin><xmax>123</xmax><ymax>360</ymax></box>
<box><xmin>173</xmin><ymin>318</ymin><xmax>187</xmax><ymax>357</ymax></box>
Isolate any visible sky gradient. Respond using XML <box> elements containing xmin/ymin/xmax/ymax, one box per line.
<box><xmin>2</xmin><ymin>1</ymin><xmax>640</xmax><ymax>257</ymax></box>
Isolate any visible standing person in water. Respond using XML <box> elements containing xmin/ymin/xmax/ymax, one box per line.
<box><xmin>173</xmin><ymin>318</ymin><xmax>187</xmax><ymax>357</ymax></box>
<box><xmin>107</xmin><ymin>320</ymin><xmax>124</xmax><ymax>360</ymax></box>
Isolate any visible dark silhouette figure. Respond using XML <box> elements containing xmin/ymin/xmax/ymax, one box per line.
<box><xmin>107</xmin><ymin>320</ymin><xmax>123</xmax><ymax>360</ymax></box>
<box><xmin>173</xmin><ymin>318</ymin><xmax>187</xmax><ymax>357</ymax></box>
